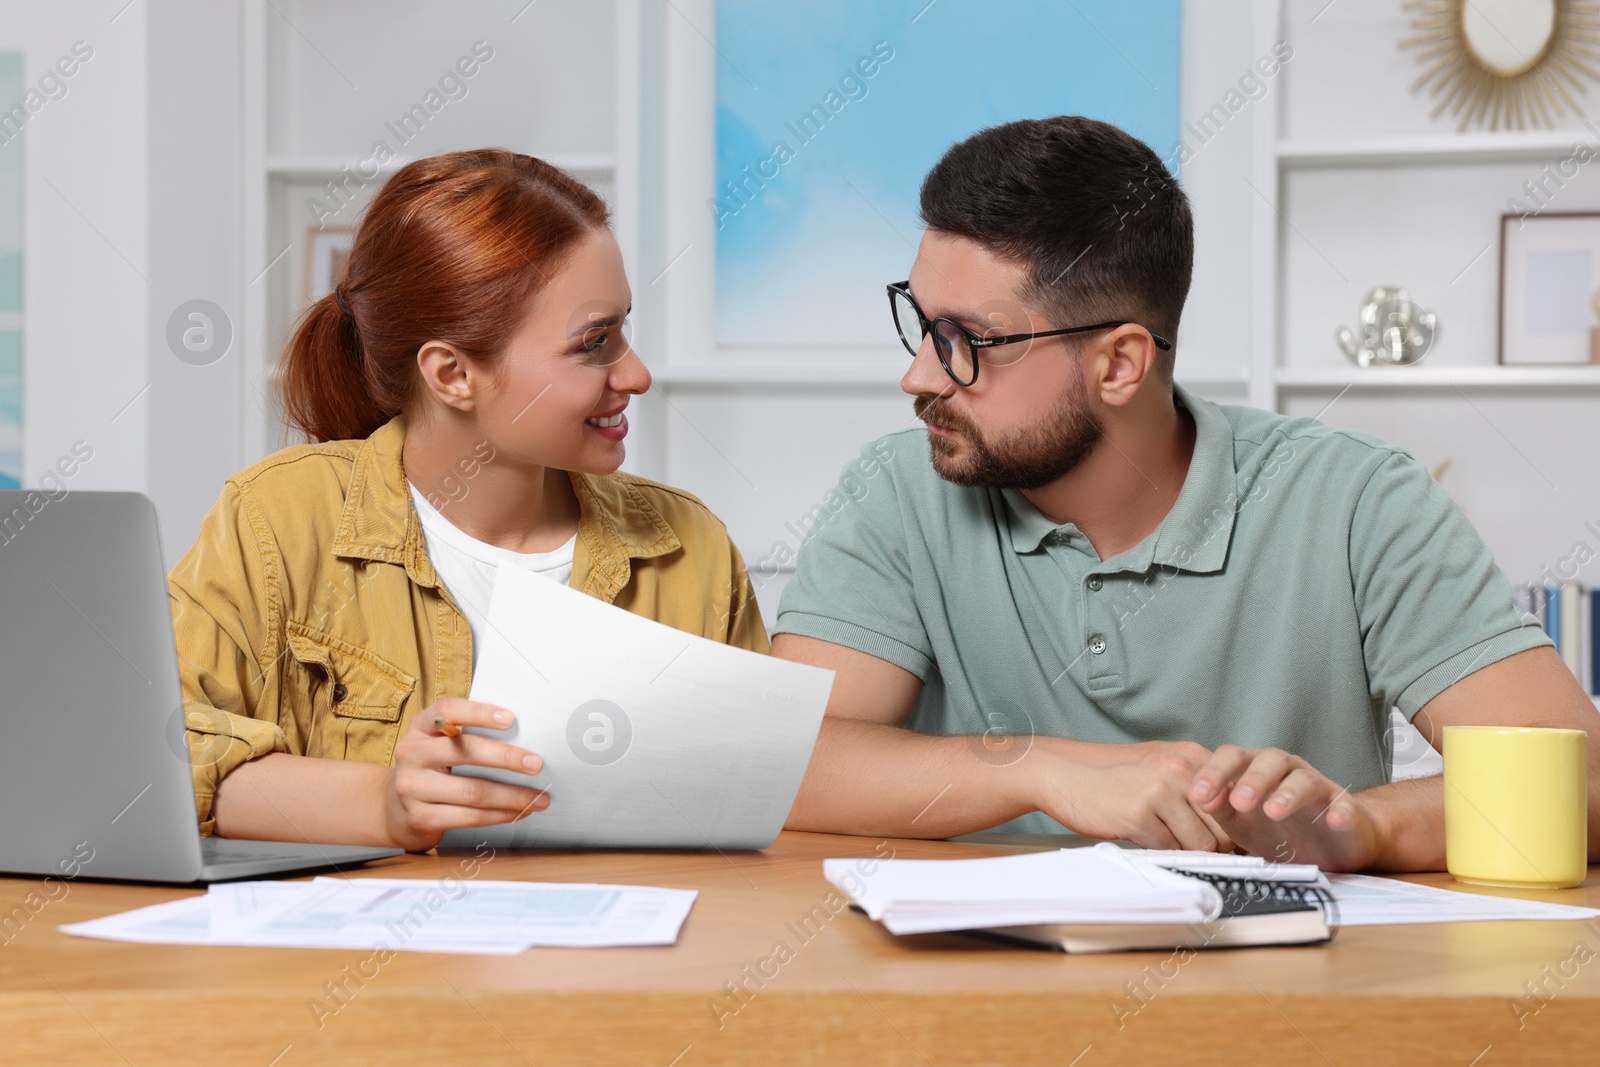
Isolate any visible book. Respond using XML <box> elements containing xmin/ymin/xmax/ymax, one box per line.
<box><xmin>1561</xmin><ymin>581</ymin><xmax>1584</xmax><ymax>680</ymax></box>
<box><xmin>1516</xmin><ymin>582</ymin><xmax>1539</xmax><ymax>621</ymax></box>
<box><xmin>1591</xmin><ymin>589</ymin><xmax>1600</xmax><ymax>698</ymax></box>
<box><xmin>974</xmin><ymin>868</ymin><xmax>1333</xmax><ymax>953</ymax></box>
<box><xmin>1546</xmin><ymin>584</ymin><xmax>1562</xmax><ymax>650</ymax></box>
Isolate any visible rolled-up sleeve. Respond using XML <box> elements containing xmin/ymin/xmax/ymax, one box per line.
<box><xmin>167</xmin><ymin>481</ymin><xmax>288</xmax><ymax>835</ymax></box>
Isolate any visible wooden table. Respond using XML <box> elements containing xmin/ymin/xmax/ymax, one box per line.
<box><xmin>5</xmin><ymin>831</ymin><xmax>1600</xmax><ymax>1066</ymax></box>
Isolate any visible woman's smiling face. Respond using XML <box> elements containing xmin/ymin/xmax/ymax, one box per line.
<box><xmin>469</xmin><ymin>226</ymin><xmax>651</xmax><ymax>475</ymax></box>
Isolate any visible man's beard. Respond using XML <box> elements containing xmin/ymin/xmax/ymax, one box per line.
<box><xmin>914</xmin><ymin>372</ymin><xmax>1102</xmax><ymax>490</ymax></box>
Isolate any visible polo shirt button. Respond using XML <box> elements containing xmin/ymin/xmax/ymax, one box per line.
<box><xmin>332</xmin><ymin>683</ymin><xmax>349</xmax><ymax>703</ymax></box>
<box><xmin>1088</xmin><ymin>635</ymin><xmax>1106</xmax><ymax>655</ymax></box>
<box><xmin>1087</xmin><ymin>577</ymin><xmax>1103</xmax><ymax>591</ymax></box>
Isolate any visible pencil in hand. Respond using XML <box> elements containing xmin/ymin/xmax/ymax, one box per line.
<box><xmin>433</xmin><ymin>715</ymin><xmax>462</xmax><ymax>738</ymax></box>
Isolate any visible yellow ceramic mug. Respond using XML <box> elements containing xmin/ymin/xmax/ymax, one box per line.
<box><xmin>1444</xmin><ymin>725</ymin><xmax>1588</xmax><ymax>889</ymax></box>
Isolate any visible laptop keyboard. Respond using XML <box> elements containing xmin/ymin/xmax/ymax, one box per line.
<box><xmin>203</xmin><ymin>852</ymin><xmax>278</xmax><ymax>867</ymax></box>
<box><xmin>200</xmin><ymin>840</ymin><xmax>307</xmax><ymax>866</ymax></box>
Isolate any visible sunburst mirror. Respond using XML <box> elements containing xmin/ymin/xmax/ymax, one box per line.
<box><xmin>1401</xmin><ymin>0</ymin><xmax>1600</xmax><ymax>130</ymax></box>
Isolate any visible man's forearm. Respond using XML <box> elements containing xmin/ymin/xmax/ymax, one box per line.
<box><xmin>1352</xmin><ymin>775</ymin><xmax>1445</xmax><ymax>871</ymax></box>
<box><xmin>785</xmin><ymin>717</ymin><xmax>1042</xmax><ymax>838</ymax></box>
<box><xmin>787</xmin><ymin>720</ymin><xmax>1238</xmax><ymax>849</ymax></box>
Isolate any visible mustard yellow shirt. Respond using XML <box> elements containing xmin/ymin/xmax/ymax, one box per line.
<box><xmin>168</xmin><ymin>414</ymin><xmax>768</xmax><ymax>835</ymax></box>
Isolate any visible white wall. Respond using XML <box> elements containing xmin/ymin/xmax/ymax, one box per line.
<box><xmin>267</xmin><ymin>1</ymin><xmax>615</xmax><ymax>160</ymax></box>
<box><xmin>1175</xmin><ymin>0</ymin><xmax>1264</xmax><ymax>388</ymax></box>
<box><xmin>146</xmin><ymin>0</ymin><xmax>247</xmax><ymax>567</ymax></box>
<box><xmin>3</xmin><ymin>1</ymin><xmax>149</xmax><ymax>497</ymax></box>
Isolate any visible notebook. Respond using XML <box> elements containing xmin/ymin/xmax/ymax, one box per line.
<box><xmin>972</xmin><ymin>866</ymin><xmax>1334</xmax><ymax>953</ymax></box>
<box><xmin>825</xmin><ymin>844</ymin><xmax>1335</xmax><ymax>953</ymax></box>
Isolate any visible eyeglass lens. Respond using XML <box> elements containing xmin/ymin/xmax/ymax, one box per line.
<box><xmin>890</xmin><ymin>288</ymin><xmax>975</xmax><ymax>384</ymax></box>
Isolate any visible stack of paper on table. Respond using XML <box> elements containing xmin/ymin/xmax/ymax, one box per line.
<box><xmin>60</xmin><ymin>877</ymin><xmax>696</xmax><ymax>953</ymax></box>
<box><xmin>824</xmin><ymin>843</ymin><xmax>1226</xmax><ymax>935</ymax></box>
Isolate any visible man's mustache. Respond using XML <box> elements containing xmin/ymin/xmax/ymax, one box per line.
<box><xmin>914</xmin><ymin>396</ymin><xmax>973</xmax><ymax>435</ymax></box>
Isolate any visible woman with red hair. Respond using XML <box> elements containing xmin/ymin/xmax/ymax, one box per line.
<box><xmin>169</xmin><ymin>150</ymin><xmax>766</xmax><ymax>851</ymax></box>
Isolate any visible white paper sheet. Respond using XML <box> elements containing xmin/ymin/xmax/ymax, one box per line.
<box><xmin>287</xmin><ymin>877</ymin><xmax>697</xmax><ymax>947</ymax></box>
<box><xmin>58</xmin><ymin>895</ymin><xmax>219</xmax><ymax>945</ymax></box>
<box><xmin>439</xmin><ymin>563</ymin><xmax>834</xmax><ymax>850</ymax></box>
<box><xmin>825</xmin><ymin>845</ymin><xmax>1224</xmax><ymax>935</ymax></box>
<box><xmin>1325</xmin><ymin>874</ymin><xmax>1600</xmax><ymax>927</ymax></box>
<box><xmin>60</xmin><ymin>877</ymin><xmax>697</xmax><ymax>952</ymax></box>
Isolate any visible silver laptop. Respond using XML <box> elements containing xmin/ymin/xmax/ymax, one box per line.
<box><xmin>0</xmin><ymin>490</ymin><xmax>402</xmax><ymax>884</ymax></box>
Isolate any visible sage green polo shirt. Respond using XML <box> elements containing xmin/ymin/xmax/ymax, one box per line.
<box><xmin>774</xmin><ymin>385</ymin><xmax>1550</xmax><ymax>834</ymax></box>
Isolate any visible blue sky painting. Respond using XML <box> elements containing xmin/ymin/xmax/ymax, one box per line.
<box><xmin>713</xmin><ymin>0</ymin><xmax>1182</xmax><ymax>348</ymax></box>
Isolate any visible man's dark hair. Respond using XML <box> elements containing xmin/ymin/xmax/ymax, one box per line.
<box><xmin>918</xmin><ymin>116</ymin><xmax>1194</xmax><ymax>376</ymax></box>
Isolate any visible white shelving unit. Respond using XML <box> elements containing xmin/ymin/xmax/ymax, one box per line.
<box><xmin>1253</xmin><ymin>2</ymin><xmax>1600</xmax><ymax>415</ymax></box>
<box><xmin>1278</xmin><ymin>129</ymin><xmax>1595</xmax><ymax>169</ymax></box>
<box><xmin>1258</xmin><ymin>0</ymin><xmax>1600</xmax><ymax>626</ymax></box>
<box><xmin>1275</xmin><ymin>365</ymin><xmax>1600</xmax><ymax>390</ymax></box>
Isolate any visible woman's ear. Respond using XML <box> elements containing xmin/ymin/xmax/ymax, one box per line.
<box><xmin>416</xmin><ymin>340</ymin><xmax>479</xmax><ymax>413</ymax></box>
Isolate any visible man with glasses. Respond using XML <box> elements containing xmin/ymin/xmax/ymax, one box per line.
<box><xmin>771</xmin><ymin>116</ymin><xmax>1598</xmax><ymax>871</ymax></box>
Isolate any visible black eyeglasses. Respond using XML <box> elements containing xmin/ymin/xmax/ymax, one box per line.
<box><xmin>887</xmin><ymin>280</ymin><xmax>1173</xmax><ymax>387</ymax></box>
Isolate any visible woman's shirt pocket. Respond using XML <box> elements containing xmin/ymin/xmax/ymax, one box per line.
<box><xmin>284</xmin><ymin>619</ymin><xmax>418</xmax><ymax>763</ymax></box>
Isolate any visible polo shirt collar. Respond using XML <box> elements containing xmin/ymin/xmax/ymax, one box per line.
<box><xmin>1002</xmin><ymin>487</ymin><xmax>1073</xmax><ymax>554</ymax></box>
<box><xmin>1146</xmin><ymin>384</ymin><xmax>1238</xmax><ymax>574</ymax></box>
<box><xmin>1000</xmin><ymin>383</ymin><xmax>1237</xmax><ymax>574</ymax></box>
<box><xmin>331</xmin><ymin>414</ymin><xmax>682</xmax><ymax>592</ymax></box>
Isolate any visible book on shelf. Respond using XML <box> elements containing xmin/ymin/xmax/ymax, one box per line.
<box><xmin>1593</xmin><ymin>589</ymin><xmax>1600</xmax><ymax>699</ymax></box>
<box><xmin>1548</xmin><ymin>585</ymin><xmax>1563</xmax><ymax>651</ymax></box>
<box><xmin>1562</xmin><ymin>581</ymin><xmax>1585</xmax><ymax>682</ymax></box>
<box><xmin>1520</xmin><ymin>581</ymin><xmax>1598</xmax><ymax>697</ymax></box>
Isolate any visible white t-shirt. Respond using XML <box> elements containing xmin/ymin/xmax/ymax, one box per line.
<box><xmin>408</xmin><ymin>483</ymin><xmax>577</xmax><ymax>673</ymax></box>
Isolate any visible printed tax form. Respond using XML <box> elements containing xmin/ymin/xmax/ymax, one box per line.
<box><xmin>62</xmin><ymin>877</ymin><xmax>698</xmax><ymax>952</ymax></box>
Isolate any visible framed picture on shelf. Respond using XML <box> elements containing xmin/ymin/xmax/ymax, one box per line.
<box><xmin>304</xmin><ymin>227</ymin><xmax>356</xmax><ymax>306</ymax></box>
<box><xmin>1499</xmin><ymin>211</ymin><xmax>1600</xmax><ymax>365</ymax></box>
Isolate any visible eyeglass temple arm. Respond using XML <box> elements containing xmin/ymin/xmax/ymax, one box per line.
<box><xmin>971</xmin><ymin>323</ymin><xmax>1174</xmax><ymax>351</ymax></box>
